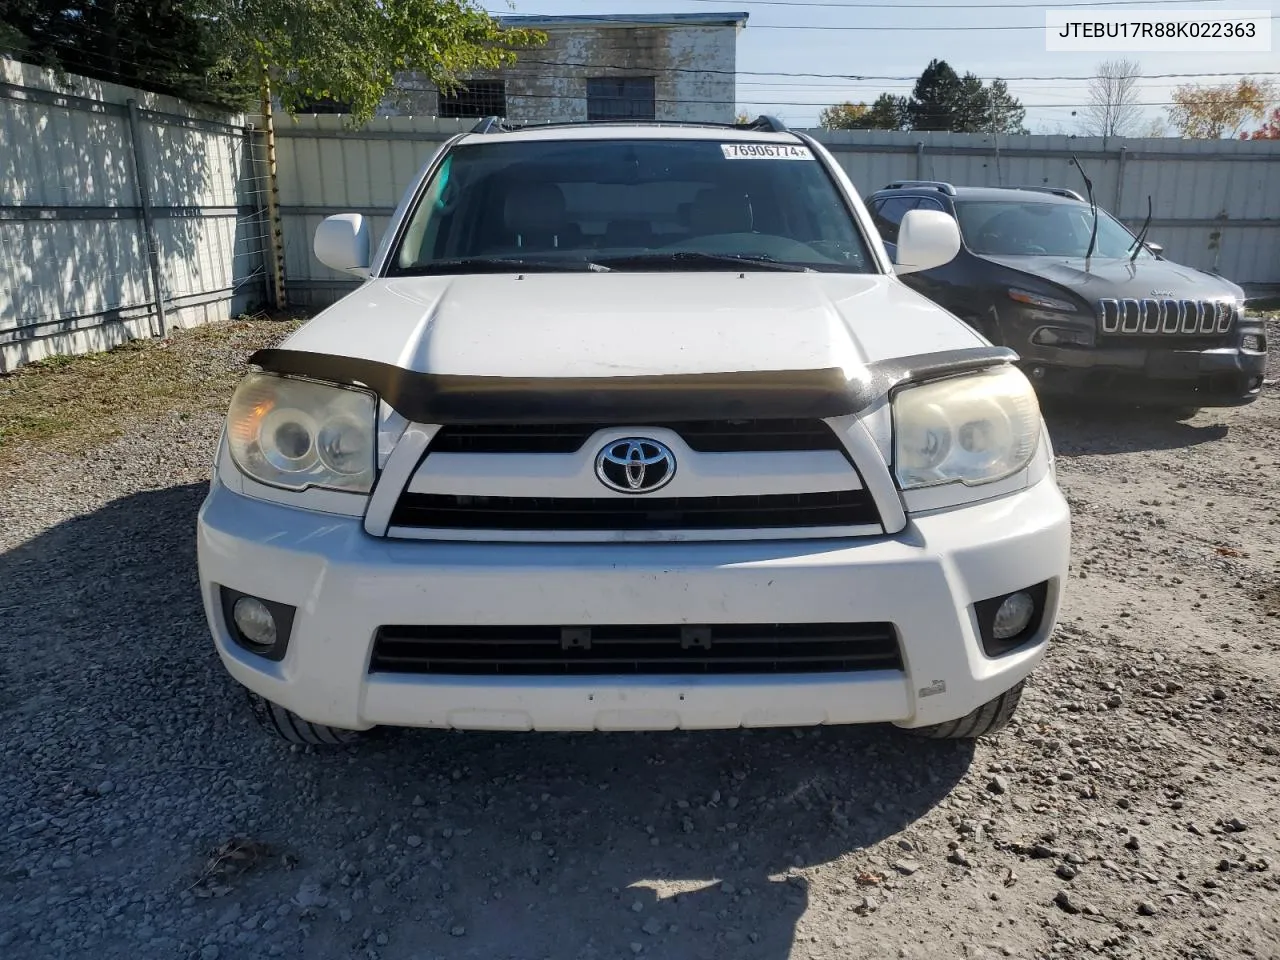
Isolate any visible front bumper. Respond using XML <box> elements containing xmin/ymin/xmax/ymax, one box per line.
<box><xmin>1017</xmin><ymin>342</ymin><xmax>1266</xmax><ymax>407</ymax></box>
<box><xmin>196</xmin><ymin>477</ymin><xmax>1071</xmax><ymax>734</ymax></box>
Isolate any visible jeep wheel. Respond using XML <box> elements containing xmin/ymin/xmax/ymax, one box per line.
<box><xmin>905</xmin><ymin>681</ymin><xmax>1024</xmax><ymax>739</ymax></box>
<box><xmin>246</xmin><ymin>690</ymin><xmax>367</xmax><ymax>745</ymax></box>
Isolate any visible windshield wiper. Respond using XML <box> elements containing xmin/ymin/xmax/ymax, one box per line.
<box><xmin>402</xmin><ymin>257</ymin><xmax>611</xmax><ymax>275</ymax></box>
<box><xmin>1070</xmin><ymin>152</ymin><xmax>1100</xmax><ymax>265</ymax></box>
<box><xmin>1128</xmin><ymin>195</ymin><xmax>1154</xmax><ymax>263</ymax></box>
<box><xmin>597</xmin><ymin>251</ymin><xmax>815</xmax><ymax>273</ymax></box>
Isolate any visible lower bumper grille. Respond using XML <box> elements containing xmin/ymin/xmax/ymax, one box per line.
<box><xmin>388</xmin><ymin>490</ymin><xmax>880</xmax><ymax>531</ymax></box>
<box><xmin>370</xmin><ymin>623</ymin><xmax>903</xmax><ymax>676</ymax></box>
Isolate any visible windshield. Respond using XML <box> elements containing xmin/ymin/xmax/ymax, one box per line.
<box><xmin>953</xmin><ymin>200</ymin><xmax>1152</xmax><ymax>260</ymax></box>
<box><xmin>389</xmin><ymin>138</ymin><xmax>875</xmax><ymax>274</ymax></box>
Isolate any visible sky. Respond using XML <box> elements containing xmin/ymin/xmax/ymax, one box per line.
<box><xmin>482</xmin><ymin>0</ymin><xmax>1279</xmax><ymax>133</ymax></box>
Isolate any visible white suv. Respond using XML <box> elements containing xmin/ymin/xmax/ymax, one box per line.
<box><xmin>196</xmin><ymin>116</ymin><xmax>1071</xmax><ymax>745</ymax></box>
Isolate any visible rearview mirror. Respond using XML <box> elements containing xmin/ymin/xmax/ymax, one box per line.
<box><xmin>1144</xmin><ymin>241</ymin><xmax>1164</xmax><ymax>256</ymax></box>
<box><xmin>894</xmin><ymin>208</ymin><xmax>961</xmax><ymax>275</ymax></box>
<box><xmin>314</xmin><ymin>214</ymin><xmax>371</xmax><ymax>276</ymax></box>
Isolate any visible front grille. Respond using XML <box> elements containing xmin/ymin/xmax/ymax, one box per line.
<box><xmin>1097</xmin><ymin>298</ymin><xmax>1236</xmax><ymax>338</ymax></box>
<box><xmin>388</xmin><ymin>489</ymin><xmax>880</xmax><ymax>531</ymax></box>
<box><xmin>369</xmin><ymin>622</ymin><xmax>903</xmax><ymax>675</ymax></box>
<box><xmin>428</xmin><ymin>419</ymin><xmax>843</xmax><ymax>455</ymax></box>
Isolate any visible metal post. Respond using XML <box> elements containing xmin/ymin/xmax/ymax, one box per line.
<box><xmin>244</xmin><ymin>122</ymin><xmax>274</xmax><ymax>309</ymax></box>
<box><xmin>915</xmin><ymin>141</ymin><xmax>925</xmax><ymax>180</ymax></box>
<box><xmin>259</xmin><ymin>67</ymin><xmax>288</xmax><ymax>311</ymax></box>
<box><xmin>125</xmin><ymin>98</ymin><xmax>168</xmax><ymax>338</ymax></box>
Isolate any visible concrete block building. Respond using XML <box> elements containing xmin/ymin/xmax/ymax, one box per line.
<box><xmin>383</xmin><ymin>11</ymin><xmax>749</xmax><ymax>125</ymax></box>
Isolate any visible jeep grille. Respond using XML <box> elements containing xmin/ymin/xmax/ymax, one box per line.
<box><xmin>1097</xmin><ymin>298</ymin><xmax>1236</xmax><ymax>337</ymax></box>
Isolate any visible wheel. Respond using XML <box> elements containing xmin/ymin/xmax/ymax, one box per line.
<box><xmin>906</xmin><ymin>681</ymin><xmax>1024</xmax><ymax>739</ymax></box>
<box><xmin>245</xmin><ymin>690</ymin><xmax>367</xmax><ymax>745</ymax></box>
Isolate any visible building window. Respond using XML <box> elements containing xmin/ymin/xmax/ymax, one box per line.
<box><xmin>439</xmin><ymin>80</ymin><xmax>507</xmax><ymax>118</ymax></box>
<box><xmin>587</xmin><ymin>77</ymin><xmax>656</xmax><ymax>121</ymax></box>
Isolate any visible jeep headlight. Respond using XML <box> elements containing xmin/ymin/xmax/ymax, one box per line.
<box><xmin>226</xmin><ymin>373</ymin><xmax>376</xmax><ymax>493</ymax></box>
<box><xmin>893</xmin><ymin>366</ymin><xmax>1041</xmax><ymax>489</ymax></box>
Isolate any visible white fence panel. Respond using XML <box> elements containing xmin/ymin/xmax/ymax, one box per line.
<box><xmin>0</xmin><ymin>62</ymin><xmax>267</xmax><ymax>371</ymax></box>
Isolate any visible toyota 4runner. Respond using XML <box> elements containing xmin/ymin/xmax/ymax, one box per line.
<box><xmin>196</xmin><ymin>117</ymin><xmax>1071</xmax><ymax>745</ymax></box>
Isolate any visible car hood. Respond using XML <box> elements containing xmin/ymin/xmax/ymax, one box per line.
<box><xmin>981</xmin><ymin>254</ymin><xmax>1244</xmax><ymax>301</ymax></box>
<box><xmin>279</xmin><ymin>272</ymin><xmax>983</xmax><ymax>378</ymax></box>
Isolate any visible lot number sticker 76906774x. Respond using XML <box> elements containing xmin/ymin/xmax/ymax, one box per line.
<box><xmin>721</xmin><ymin>143</ymin><xmax>814</xmax><ymax>160</ymax></box>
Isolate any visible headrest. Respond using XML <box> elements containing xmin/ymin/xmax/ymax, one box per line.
<box><xmin>503</xmin><ymin>184</ymin><xmax>568</xmax><ymax>237</ymax></box>
<box><xmin>689</xmin><ymin>187</ymin><xmax>754</xmax><ymax>235</ymax></box>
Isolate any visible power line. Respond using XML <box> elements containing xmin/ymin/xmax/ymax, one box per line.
<box><xmin>494</xmin><ymin>12</ymin><xmax>1278</xmax><ymax>31</ymax></box>
<box><xmin>516</xmin><ymin>58</ymin><xmax>1280</xmax><ymax>83</ymax></box>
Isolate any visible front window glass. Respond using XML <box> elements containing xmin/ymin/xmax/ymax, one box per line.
<box><xmin>953</xmin><ymin>200</ymin><xmax>1151</xmax><ymax>259</ymax></box>
<box><xmin>389</xmin><ymin>138</ymin><xmax>875</xmax><ymax>274</ymax></box>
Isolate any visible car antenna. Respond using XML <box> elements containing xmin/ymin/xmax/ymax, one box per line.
<box><xmin>1070</xmin><ymin>153</ymin><xmax>1099</xmax><ymax>264</ymax></box>
<box><xmin>1129</xmin><ymin>195</ymin><xmax>1154</xmax><ymax>263</ymax></box>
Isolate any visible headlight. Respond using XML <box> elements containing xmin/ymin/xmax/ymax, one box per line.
<box><xmin>893</xmin><ymin>366</ymin><xmax>1041</xmax><ymax>489</ymax></box>
<box><xmin>226</xmin><ymin>373</ymin><xmax>377</xmax><ymax>493</ymax></box>
<box><xmin>1008</xmin><ymin>288</ymin><xmax>1077</xmax><ymax>313</ymax></box>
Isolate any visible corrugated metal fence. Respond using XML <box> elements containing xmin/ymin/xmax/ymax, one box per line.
<box><xmin>2</xmin><ymin>62</ymin><xmax>1278</xmax><ymax>371</ymax></box>
<box><xmin>0</xmin><ymin>62</ymin><xmax>267</xmax><ymax>371</ymax></box>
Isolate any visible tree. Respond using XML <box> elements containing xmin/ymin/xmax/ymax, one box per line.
<box><xmin>0</xmin><ymin>0</ymin><xmax>252</xmax><ymax>108</ymax></box>
<box><xmin>1240</xmin><ymin>106</ymin><xmax>1280</xmax><ymax>139</ymax></box>
<box><xmin>908</xmin><ymin>58</ymin><xmax>962</xmax><ymax>131</ymax></box>
<box><xmin>953</xmin><ymin>72</ymin><xmax>988</xmax><ymax>132</ymax></box>
<box><xmin>1</xmin><ymin>0</ymin><xmax>546</xmax><ymax>120</ymax></box>
<box><xmin>865</xmin><ymin>93</ymin><xmax>911</xmax><ymax>130</ymax></box>
<box><xmin>1167</xmin><ymin>77</ymin><xmax>1274</xmax><ymax>138</ymax></box>
<box><xmin>1081</xmin><ymin>59</ymin><xmax>1143</xmax><ymax>137</ymax></box>
<box><xmin>199</xmin><ymin>0</ymin><xmax>546</xmax><ymax>122</ymax></box>
<box><xmin>819</xmin><ymin>101</ymin><xmax>869</xmax><ymax>130</ymax></box>
<box><xmin>984</xmin><ymin>79</ymin><xmax>1028</xmax><ymax>134</ymax></box>
<box><xmin>818</xmin><ymin>93</ymin><xmax>909</xmax><ymax>131</ymax></box>
<box><xmin>901</xmin><ymin>60</ymin><xmax>1026</xmax><ymax>134</ymax></box>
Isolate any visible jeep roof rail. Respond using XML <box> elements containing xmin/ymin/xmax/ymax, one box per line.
<box><xmin>468</xmin><ymin>115</ymin><xmax>790</xmax><ymax>134</ymax></box>
<box><xmin>1012</xmin><ymin>185</ymin><xmax>1086</xmax><ymax>202</ymax></box>
<box><xmin>882</xmin><ymin>180</ymin><xmax>957</xmax><ymax>196</ymax></box>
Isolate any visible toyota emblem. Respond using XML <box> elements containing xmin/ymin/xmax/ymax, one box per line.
<box><xmin>594</xmin><ymin>438</ymin><xmax>676</xmax><ymax>494</ymax></box>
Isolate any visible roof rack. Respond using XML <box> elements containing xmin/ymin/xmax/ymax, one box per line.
<box><xmin>882</xmin><ymin>180</ymin><xmax>957</xmax><ymax>196</ymax></box>
<box><xmin>1010</xmin><ymin>185</ymin><xmax>1086</xmax><ymax>202</ymax></box>
<box><xmin>468</xmin><ymin>115</ymin><xmax>790</xmax><ymax>135</ymax></box>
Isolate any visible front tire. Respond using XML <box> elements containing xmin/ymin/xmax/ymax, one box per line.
<box><xmin>246</xmin><ymin>690</ymin><xmax>367</xmax><ymax>745</ymax></box>
<box><xmin>906</xmin><ymin>681</ymin><xmax>1024</xmax><ymax>739</ymax></box>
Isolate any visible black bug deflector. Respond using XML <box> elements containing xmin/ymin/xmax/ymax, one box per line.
<box><xmin>246</xmin><ymin>346</ymin><xmax>1019</xmax><ymax>424</ymax></box>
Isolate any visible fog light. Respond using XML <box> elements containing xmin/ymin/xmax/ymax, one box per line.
<box><xmin>992</xmin><ymin>592</ymin><xmax>1035</xmax><ymax>641</ymax></box>
<box><xmin>1242</xmin><ymin>333</ymin><xmax>1263</xmax><ymax>352</ymax></box>
<box><xmin>232</xmin><ymin>596</ymin><xmax>277</xmax><ymax>648</ymax></box>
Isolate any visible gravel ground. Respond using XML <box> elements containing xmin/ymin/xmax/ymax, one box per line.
<box><xmin>1</xmin><ymin>318</ymin><xmax>1277</xmax><ymax>960</ymax></box>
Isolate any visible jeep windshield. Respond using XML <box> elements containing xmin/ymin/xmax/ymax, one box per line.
<box><xmin>954</xmin><ymin>200</ymin><xmax>1153</xmax><ymax>260</ymax></box>
<box><xmin>389</xmin><ymin>138</ymin><xmax>875</xmax><ymax>275</ymax></box>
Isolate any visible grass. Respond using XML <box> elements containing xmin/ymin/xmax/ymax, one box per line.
<box><xmin>0</xmin><ymin>315</ymin><xmax>306</xmax><ymax>466</ymax></box>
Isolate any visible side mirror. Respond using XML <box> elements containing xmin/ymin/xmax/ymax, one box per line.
<box><xmin>893</xmin><ymin>208</ymin><xmax>961</xmax><ymax>275</ymax></box>
<box><xmin>1144</xmin><ymin>241</ymin><xmax>1164</xmax><ymax>256</ymax></box>
<box><xmin>314</xmin><ymin>214</ymin><xmax>371</xmax><ymax>276</ymax></box>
